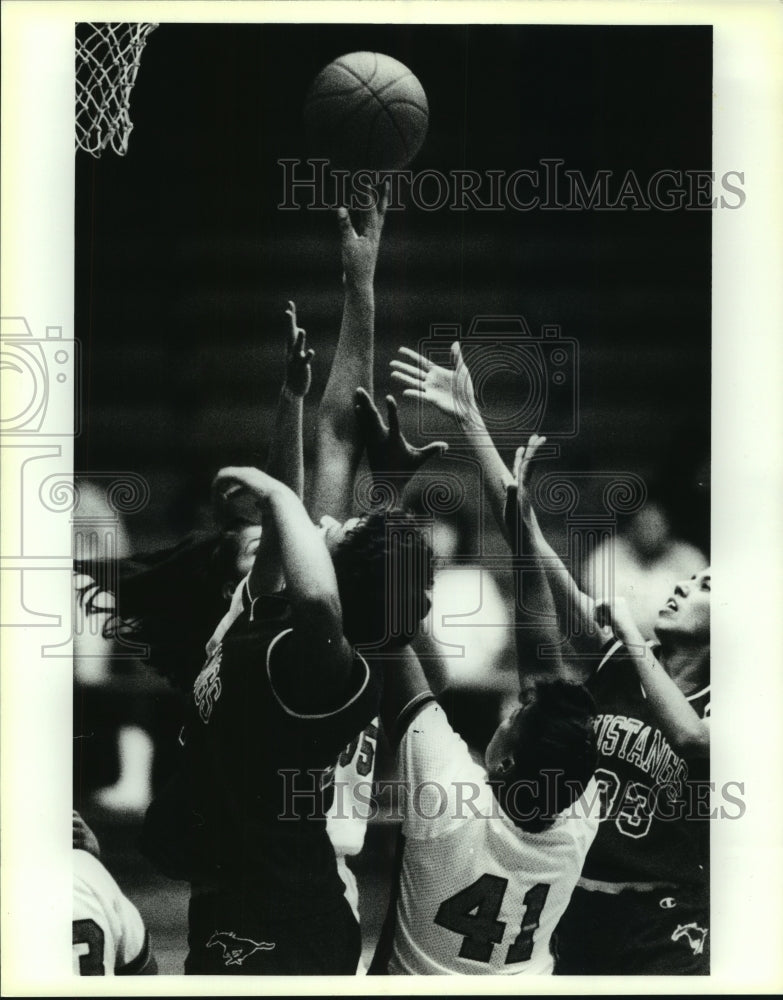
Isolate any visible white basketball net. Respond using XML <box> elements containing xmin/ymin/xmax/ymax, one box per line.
<box><xmin>76</xmin><ymin>22</ymin><xmax>158</xmax><ymax>157</ymax></box>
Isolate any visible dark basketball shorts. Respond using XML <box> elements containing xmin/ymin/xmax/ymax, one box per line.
<box><xmin>554</xmin><ymin>883</ymin><xmax>709</xmax><ymax>975</ymax></box>
<box><xmin>185</xmin><ymin>888</ymin><xmax>361</xmax><ymax>975</ymax></box>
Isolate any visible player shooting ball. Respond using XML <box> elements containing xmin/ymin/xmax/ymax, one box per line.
<box><xmin>141</xmin><ymin>186</ymin><xmax>443</xmax><ymax>976</ymax></box>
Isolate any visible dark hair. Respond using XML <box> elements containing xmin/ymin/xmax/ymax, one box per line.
<box><xmin>330</xmin><ymin>510</ymin><xmax>433</xmax><ymax>649</ymax></box>
<box><xmin>497</xmin><ymin>679</ymin><xmax>598</xmax><ymax>833</ymax></box>
<box><xmin>74</xmin><ymin>531</ymin><xmax>242</xmax><ymax>693</ymax></box>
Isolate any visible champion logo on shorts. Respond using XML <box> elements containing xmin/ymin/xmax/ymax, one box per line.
<box><xmin>659</xmin><ymin>896</ymin><xmax>676</xmax><ymax>909</ymax></box>
<box><xmin>671</xmin><ymin>922</ymin><xmax>708</xmax><ymax>955</ymax></box>
<box><xmin>207</xmin><ymin>930</ymin><xmax>275</xmax><ymax>966</ymax></box>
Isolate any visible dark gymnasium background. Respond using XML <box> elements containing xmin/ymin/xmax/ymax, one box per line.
<box><xmin>75</xmin><ymin>23</ymin><xmax>711</xmax><ymax>553</ymax></box>
<box><xmin>73</xmin><ymin>23</ymin><xmax>712</xmax><ymax>972</ymax></box>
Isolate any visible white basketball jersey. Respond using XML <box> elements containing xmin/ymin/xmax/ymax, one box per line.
<box><xmin>388</xmin><ymin>702</ymin><xmax>599</xmax><ymax>975</ymax></box>
<box><xmin>73</xmin><ymin>850</ymin><xmax>149</xmax><ymax>975</ymax></box>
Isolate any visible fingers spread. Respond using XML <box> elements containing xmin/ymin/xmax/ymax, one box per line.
<box><xmin>398</xmin><ymin>346</ymin><xmax>431</xmax><ymax>368</ymax></box>
<box><xmin>390</xmin><ymin>359</ymin><xmax>426</xmax><ymax>380</ymax></box>
<box><xmin>391</xmin><ymin>371</ymin><xmax>424</xmax><ymax>390</ymax></box>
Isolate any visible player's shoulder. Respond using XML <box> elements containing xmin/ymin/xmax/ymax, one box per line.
<box><xmin>74</xmin><ymin>847</ymin><xmax>120</xmax><ymax>895</ymax></box>
<box><xmin>686</xmin><ymin>680</ymin><xmax>710</xmax><ymax>719</ymax></box>
<box><xmin>585</xmin><ymin>638</ymin><xmax>651</xmax><ymax>700</ymax></box>
<box><xmin>396</xmin><ymin>691</ymin><xmax>441</xmax><ymax>740</ymax></box>
<box><xmin>594</xmin><ymin>636</ymin><xmax>660</xmax><ymax>673</ymax></box>
<box><xmin>397</xmin><ymin>698</ymin><xmax>488</xmax><ymax>792</ymax></box>
<box><xmin>73</xmin><ymin>850</ymin><xmax>131</xmax><ymax>931</ymax></box>
<box><xmin>589</xmin><ymin>637</ymin><xmax>629</xmax><ymax>680</ymax></box>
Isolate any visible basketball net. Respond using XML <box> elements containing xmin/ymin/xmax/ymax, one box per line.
<box><xmin>75</xmin><ymin>23</ymin><xmax>158</xmax><ymax>157</ymax></box>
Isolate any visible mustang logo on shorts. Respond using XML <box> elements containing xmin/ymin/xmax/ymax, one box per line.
<box><xmin>671</xmin><ymin>922</ymin><xmax>708</xmax><ymax>955</ymax></box>
<box><xmin>207</xmin><ymin>930</ymin><xmax>275</xmax><ymax>966</ymax></box>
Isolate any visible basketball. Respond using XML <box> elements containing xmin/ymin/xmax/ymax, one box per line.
<box><xmin>304</xmin><ymin>52</ymin><xmax>429</xmax><ymax>172</ymax></box>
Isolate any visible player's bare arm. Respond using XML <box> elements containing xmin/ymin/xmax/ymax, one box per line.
<box><xmin>266</xmin><ymin>300</ymin><xmax>314</xmax><ymax>501</ymax></box>
<box><xmin>511</xmin><ymin>435</ymin><xmax>612</xmax><ymax>662</ymax></box>
<box><xmin>308</xmin><ymin>186</ymin><xmax>389</xmax><ymax>523</ymax></box>
<box><xmin>213</xmin><ymin>467</ymin><xmax>353</xmax><ymax>712</ymax></box>
<box><xmin>505</xmin><ymin>439</ymin><xmax>570</xmax><ymax>692</ymax></box>
<box><xmin>378</xmin><ymin>643</ymin><xmax>431</xmax><ymax>747</ymax></box>
<box><xmin>595</xmin><ymin>597</ymin><xmax>710</xmax><ymax>758</ymax></box>
<box><xmin>245</xmin><ymin>301</ymin><xmax>315</xmax><ymax>595</ymax></box>
<box><xmin>391</xmin><ymin>341</ymin><xmax>515</xmax><ymax>536</ymax></box>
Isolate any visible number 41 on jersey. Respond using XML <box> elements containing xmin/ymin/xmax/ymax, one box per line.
<box><xmin>435</xmin><ymin>874</ymin><xmax>550</xmax><ymax>964</ymax></box>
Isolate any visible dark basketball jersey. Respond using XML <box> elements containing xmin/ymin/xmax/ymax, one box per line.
<box><xmin>582</xmin><ymin>640</ymin><xmax>710</xmax><ymax>886</ymax></box>
<box><xmin>142</xmin><ymin>593</ymin><xmax>381</xmax><ymax>919</ymax></box>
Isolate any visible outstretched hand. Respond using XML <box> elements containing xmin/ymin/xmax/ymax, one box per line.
<box><xmin>504</xmin><ymin>434</ymin><xmax>547</xmax><ymax>547</ymax></box>
<box><xmin>512</xmin><ymin>434</ymin><xmax>548</xmax><ymax>518</ymax></box>
<box><xmin>284</xmin><ymin>300</ymin><xmax>314</xmax><ymax>397</ymax></box>
<box><xmin>390</xmin><ymin>341</ymin><xmax>479</xmax><ymax>424</ymax></box>
<box><xmin>594</xmin><ymin>597</ymin><xmax>645</xmax><ymax>647</ymax></box>
<box><xmin>354</xmin><ymin>387</ymin><xmax>448</xmax><ymax>483</ymax></box>
<box><xmin>337</xmin><ymin>182</ymin><xmax>389</xmax><ymax>289</ymax></box>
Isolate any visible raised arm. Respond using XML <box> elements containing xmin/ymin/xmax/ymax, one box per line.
<box><xmin>512</xmin><ymin>435</ymin><xmax>611</xmax><ymax>664</ymax></box>
<box><xmin>308</xmin><ymin>188</ymin><xmax>388</xmax><ymax>523</ymax></box>
<box><xmin>505</xmin><ymin>442</ymin><xmax>572</xmax><ymax>692</ymax></box>
<box><xmin>237</xmin><ymin>302</ymin><xmax>315</xmax><ymax>595</ymax></box>
<box><xmin>391</xmin><ymin>341</ymin><xmax>514</xmax><ymax>538</ymax></box>
<box><xmin>595</xmin><ymin>598</ymin><xmax>710</xmax><ymax>758</ymax></box>
<box><xmin>266</xmin><ymin>300</ymin><xmax>314</xmax><ymax>501</ymax></box>
<box><xmin>378</xmin><ymin>642</ymin><xmax>433</xmax><ymax>748</ymax></box>
<box><xmin>523</xmin><ymin>509</ymin><xmax>610</xmax><ymax>661</ymax></box>
<box><xmin>213</xmin><ymin>467</ymin><xmax>353</xmax><ymax>712</ymax></box>
<box><xmin>392</xmin><ymin>346</ymin><xmax>610</xmax><ymax>660</ymax></box>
